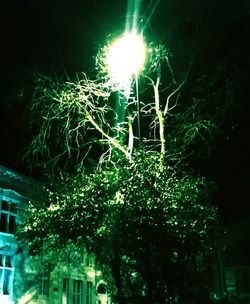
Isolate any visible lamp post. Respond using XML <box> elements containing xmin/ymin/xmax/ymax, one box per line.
<box><xmin>105</xmin><ymin>32</ymin><xmax>146</xmax><ymax>144</ymax></box>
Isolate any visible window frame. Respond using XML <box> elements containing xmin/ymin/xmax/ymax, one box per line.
<box><xmin>72</xmin><ymin>279</ymin><xmax>83</xmax><ymax>304</ymax></box>
<box><xmin>86</xmin><ymin>281</ymin><xmax>93</xmax><ymax>304</ymax></box>
<box><xmin>0</xmin><ymin>200</ymin><xmax>17</xmax><ymax>234</ymax></box>
<box><xmin>0</xmin><ymin>254</ymin><xmax>15</xmax><ymax>296</ymax></box>
<box><xmin>62</xmin><ymin>278</ymin><xmax>69</xmax><ymax>304</ymax></box>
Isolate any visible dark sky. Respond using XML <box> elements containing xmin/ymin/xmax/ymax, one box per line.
<box><xmin>0</xmin><ymin>0</ymin><xmax>250</xmax><ymax>263</ymax></box>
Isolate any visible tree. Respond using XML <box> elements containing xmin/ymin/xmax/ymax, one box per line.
<box><xmin>26</xmin><ymin>42</ymin><xmax>235</xmax><ymax>173</ymax></box>
<box><xmin>19</xmin><ymin>151</ymin><xmax>220</xmax><ymax>303</ymax></box>
<box><xmin>19</xmin><ymin>38</ymin><xmax>234</xmax><ymax>303</ymax></box>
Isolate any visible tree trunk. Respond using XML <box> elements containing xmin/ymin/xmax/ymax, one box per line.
<box><xmin>111</xmin><ymin>231</ymin><xmax>126</xmax><ymax>304</ymax></box>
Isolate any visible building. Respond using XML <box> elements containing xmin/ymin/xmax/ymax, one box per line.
<box><xmin>224</xmin><ymin>265</ymin><xmax>250</xmax><ymax>302</ymax></box>
<box><xmin>0</xmin><ymin>165</ymin><xmax>109</xmax><ymax>304</ymax></box>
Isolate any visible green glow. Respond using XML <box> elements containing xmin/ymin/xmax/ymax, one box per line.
<box><xmin>106</xmin><ymin>32</ymin><xmax>146</xmax><ymax>91</ymax></box>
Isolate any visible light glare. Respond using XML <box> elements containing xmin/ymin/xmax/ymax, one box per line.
<box><xmin>106</xmin><ymin>33</ymin><xmax>146</xmax><ymax>89</ymax></box>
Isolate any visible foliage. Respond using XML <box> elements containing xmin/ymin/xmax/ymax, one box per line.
<box><xmin>19</xmin><ymin>150</ymin><xmax>220</xmax><ymax>303</ymax></box>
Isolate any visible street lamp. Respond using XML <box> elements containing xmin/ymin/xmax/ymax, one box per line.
<box><xmin>106</xmin><ymin>32</ymin><xmax>146</xmax><ymax>143</ymax></box>
<box><xmin>106</xmin><ymin>32</ymin><xmax>146</xmax><ymax>92</ymax></box>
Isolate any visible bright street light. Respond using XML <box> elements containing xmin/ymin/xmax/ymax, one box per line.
<box><xmin>106</xmin><ymin>32</ymin><xmax>146</xmax><ymax>92</ymax></box>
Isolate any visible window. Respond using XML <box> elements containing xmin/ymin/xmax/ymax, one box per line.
<box><xmin>39</xmin><ymin>277</ymin><xmax>49</xmax><ymax>296</ymax></box>
<box><xmin>39</xmin><ymin>265</ymin><xmax>50</xmax><ymax>297</ymax></box>
<box><xmin>0</xmin><ymin>200</ymin><xmax>17</xmax><ymax>234</ymax></box>
<box><xmin>86</xmin><ymin>281</ymin><xmax>93</xmax><ymax>304</ymax></box>
<box><xmin>0</xmin><ymin>254</ymin><xmax>14</xmax><ymax>295</ymax></box>
<box><xmin>62</xmin><ymin>278</ymin><xmax>69</xmax><ymax>304</ymax></box>
<box><xmin>73</xmin><ymin>280</ymin><xmax>83</xmax><ymax>304</ymax></box>
<box><xmin>63</xmin><ymin>278</ymin><xmax>69</xmax><ymax>293</ymax></box>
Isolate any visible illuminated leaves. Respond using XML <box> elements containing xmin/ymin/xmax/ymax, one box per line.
<box><xmin>20</xmin><ymin>149</ymin><xmax>219</xmax><ymax>270</ymax></box>
<box><xmin>17</xmin><ymin>148</ymin><xmax>222</xmax><ymax>303</ymax></box>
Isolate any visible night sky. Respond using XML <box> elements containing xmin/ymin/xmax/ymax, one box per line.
<box><xmin>1</xmin><ymin>0</ymin><xmax>250</xmax><ymax>264</ymax></box>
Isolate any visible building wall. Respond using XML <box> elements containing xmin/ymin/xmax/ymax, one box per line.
<box><xmin>0</xmin><ymin>166</ymin><xmax>109</xmax><ymax>304</ymax></box>
<box><xmin>0</xmin><ymin>186</ymin><xmax>26</xmax><ymax>304</ymax></box>
<box><xmin>16</xmin><ymin>258</ymin><xmax>107</xmax><ymax>304</ymax></box>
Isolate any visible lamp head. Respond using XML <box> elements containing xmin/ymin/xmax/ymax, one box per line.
<box><xmin>106</xmin><ymin>32</ymin><xmax>146</xmax><ymax>91</ymax></box>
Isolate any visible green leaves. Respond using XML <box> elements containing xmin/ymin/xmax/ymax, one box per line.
<box><xmin>19</xmin><ymin>149</ymin><xmax>221</xmax><ymax>302</ymax></box>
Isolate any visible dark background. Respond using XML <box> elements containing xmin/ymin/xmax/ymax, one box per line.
<box><xmin>0</xmin><ymin>0</ymin><xmax>250</xmax><ymax>265</ymax></box>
